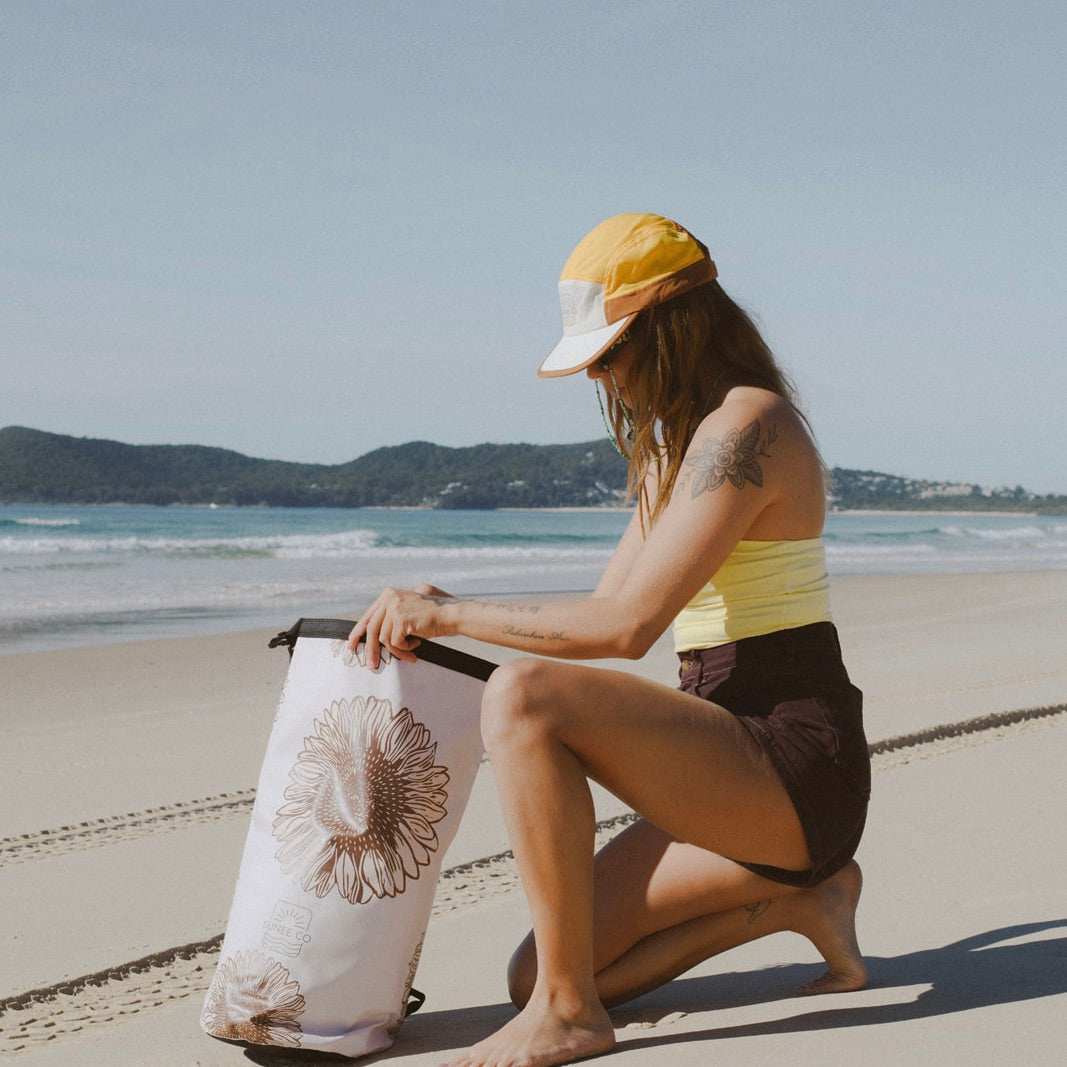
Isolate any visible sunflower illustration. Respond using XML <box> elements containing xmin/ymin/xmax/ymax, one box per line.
<box><xmin>201</xmin><ymin>951</ymin><xmax>305</xmax><ymax>1048</ymax></box>
<box><xmin>273</xmin><ymin>696</ymin><xmax>450</xmax><ymax>904</ymax></box>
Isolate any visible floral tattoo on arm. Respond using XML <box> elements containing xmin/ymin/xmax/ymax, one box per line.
<box><xmin>683</xmin><ymin>420</ymin><xmax>778</xmax><ymax>496</ymax></box>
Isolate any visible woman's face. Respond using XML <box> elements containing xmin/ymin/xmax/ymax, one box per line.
<box><xmin>586</xmin><ymin>330</ymin><xmax>638</xmax><ymax>400</ymax></box>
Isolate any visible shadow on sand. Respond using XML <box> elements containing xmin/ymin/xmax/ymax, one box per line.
<box><xmin>241</xmin><ymin>919</ymin><xmax>1066</xmax><ymax>1064</ymax></box>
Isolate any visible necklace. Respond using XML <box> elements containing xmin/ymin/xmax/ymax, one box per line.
<box><xmin>595</xmin><ymin>367</ymin><xmax>635</xmax><ymax>456</ymax></box>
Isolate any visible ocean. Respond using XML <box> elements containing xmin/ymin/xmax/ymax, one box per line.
<box><xmin>2</xmin><ymin>503</ymin><xmax>1066</xmax><ymax>654</ymax></box>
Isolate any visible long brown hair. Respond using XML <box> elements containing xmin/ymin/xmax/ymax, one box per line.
<box><xmin>602</xmin><ymin>281</ymin><xmax>813</xmax><ymax>528</ymax></box>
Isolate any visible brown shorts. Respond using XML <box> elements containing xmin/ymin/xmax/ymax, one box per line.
<box><xmin>678</xmin><ymin>622</ymin><xmax>870</xmax><ymax>888</ymax></box>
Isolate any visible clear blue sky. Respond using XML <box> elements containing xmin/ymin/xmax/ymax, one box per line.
<box><xmin>3</xmin><ymin>1</ymin><xmax>1065</xmax><ymax>492</ymax></box>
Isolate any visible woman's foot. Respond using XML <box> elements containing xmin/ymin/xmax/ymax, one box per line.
<box><xmin>788</xmin><ymin>859</ymin><xmax>867</xmax><ymax>995</ymax></box>
<box><xmin>443</xmin><ymin>992</ymin><xmax>615</xmax><ymax>1067</ymax></box>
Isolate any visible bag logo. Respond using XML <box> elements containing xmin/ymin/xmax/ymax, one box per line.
<box><xmin>262</xmin><ymin>900</ymin><xmax>313</xmax><ymax>958</ymax></box>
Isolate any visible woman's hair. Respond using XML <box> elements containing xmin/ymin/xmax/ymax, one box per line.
<box><xmin>602</xmin><ymin>280</ymin><xmax>815</xmax><ymax>528</ymax></box>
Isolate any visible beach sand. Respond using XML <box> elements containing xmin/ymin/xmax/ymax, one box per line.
<box><xmin>2</xmin><ymin>570</ymin><xmax>1066</xmax><ymax>1063</ymax></box>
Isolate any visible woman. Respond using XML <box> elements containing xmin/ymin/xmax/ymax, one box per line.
<box><xmin>348</xmin><ymin>213</ymin><xmax>870</xmax><ymax>1067</ymax></box>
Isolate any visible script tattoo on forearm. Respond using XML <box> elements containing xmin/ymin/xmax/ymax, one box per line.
<box><xmin>502</xmin><ymin>625</ymin><xmax>568</xmax><ymax>642</ymax></box>
<box><xmin>503</xmin><ymin>624</ymin><xmax>544</xmax><ymax>640</ymax></box>
<box><xmin>683</xmin><ymin>420</ymin><xmax>778</xmax><ymax>496</ymax></box>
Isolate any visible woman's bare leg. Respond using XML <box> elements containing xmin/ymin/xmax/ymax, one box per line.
<box><xmin>445</xmin><ymin>665</ymin><xmax>615</xmax><ymax>1067</ymax></box>
<box><xmin>596</xmin><ymin>865</ymin><xmax>866</xmax><ymax>1004</ymax></box>
<box><xmin>508</xmin><ymin>820</ymin><xmax>866</xmax><ymax>1009</ymax></box>
<box><xmin>444</xmin><ymin>657</ymin><xmax>842</xmax><ymax>1067</ymax></box>
<box><xmin>790</xmin><ymin>861</ymin><xmax>867</xmax><ymax>995</ymax></box>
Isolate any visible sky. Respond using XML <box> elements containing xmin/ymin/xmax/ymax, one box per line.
<box><xmin>3</xmin><ymin>1</ymin><xmax>1065</xmax><ymax>493</ymax></box>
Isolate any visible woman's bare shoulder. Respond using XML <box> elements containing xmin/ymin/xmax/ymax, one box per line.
<box><xmin>713</xmin><ymin>385</ymin><xmax>797</xmax><ymax>422</ymax></box>
<box><xmin>687</xmin><ymin>388</ymin><xmax>804</xmax><ymax>466</ymax></box>
<box><xmin>681</xmin><ymin>388</ymin><xmax>824</xmax><ymax>537</ymax></box>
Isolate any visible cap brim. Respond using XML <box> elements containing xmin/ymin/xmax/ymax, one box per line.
<box><xmin>537</xmin><ymin>315</ymin><xmax>635</xmax><ymax>379</ymax></box>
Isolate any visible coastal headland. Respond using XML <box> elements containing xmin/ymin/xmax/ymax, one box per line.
<box><xmin>3</xmin><ymin>425</ymin><xmax>1064</xmax><ymax>512</ymax></box>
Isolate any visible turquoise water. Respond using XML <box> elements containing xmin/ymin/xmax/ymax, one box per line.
<box><xmin>2</xmin><ymin>504</ymin><xmax>1065</xmax><ymax>653</ymax></box>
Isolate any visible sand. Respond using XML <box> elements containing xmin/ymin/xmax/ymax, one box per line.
<box><xmin>2</xmin><ymin>569</ymin><xmax>1066</xmax><ymax>1063</ymax></box>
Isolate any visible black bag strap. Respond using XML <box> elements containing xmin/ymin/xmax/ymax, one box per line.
<box><xmin>269</xmin><ymin>617</ymin><xmax>497</xmax><ymax>682</ymax></box>
<box><xmin>404</xmin><ymin>987</ymin><xmax>427</xmax><ymax>1016</ymax></box>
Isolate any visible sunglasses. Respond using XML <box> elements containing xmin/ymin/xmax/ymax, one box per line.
<box><xmin>597</xmin><ymin>330</ymin><xmax>632</xmax><ymax>372</ymax></box>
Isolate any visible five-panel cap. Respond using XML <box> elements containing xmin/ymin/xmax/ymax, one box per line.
<box><xmin>538</xmin><ymin>213</ymin><xmax>717</xmax><ymax>378</ymax></box>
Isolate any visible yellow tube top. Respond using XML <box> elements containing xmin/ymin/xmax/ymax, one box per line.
<box><xmin>673</xmin><ymin>537</ymin><xmax>832</xmax><ymax>652</ymax></box>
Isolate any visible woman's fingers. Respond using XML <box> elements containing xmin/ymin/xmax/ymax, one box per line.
<box><xmin>346</xmin><ymin>615</ymin><xmax>366</xmax><ymax>649</ymax></box>
<box><xmin>384</xmin><ymin>626</ymin><xmax>421</xmax><ymax>664</ymax></box>
<box><xmin>346</xmin><ymin>603</ymin><xmax>376</xmax><ymax>651</ymax></box>
<box><xmin>366</xmin><ymin>605</ymin><xmax>384</xmax><ymax>667</ymax></box>
<box><xmin>346</xmin><ymin>596</ymin><xmax>387</xmax><ymax>664</ymax></box>
<box><xmin>346</xmin><ymin>588</ymin><xmax>426</xmax><ymax>667</ymax></box>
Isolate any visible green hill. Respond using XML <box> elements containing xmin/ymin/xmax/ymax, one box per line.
<box><xmin>1</xmin><ymin>426</ymin><xmax>1063</xmax><ymax>512</ymax></box>
<box><xmin>0</xmin><ymin>426</ymin><xmax>630</xmax><ymax>508</ymax></box>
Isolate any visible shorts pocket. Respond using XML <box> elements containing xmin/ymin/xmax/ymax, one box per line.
<box><xmin>818</xmin><ymin>691</ymin><xmax>871</xmax><ymax>801</ymax></box>
<box><xmin>678</xmin><ymin>647</ymin><xmax>737</xmax><ymax>703</ymax></box>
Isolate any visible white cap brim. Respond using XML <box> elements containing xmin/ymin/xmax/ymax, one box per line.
<box><xmin>537</xmin><ymin>315</ymin><xmax>635</xmax><ymax>379</ymax></box>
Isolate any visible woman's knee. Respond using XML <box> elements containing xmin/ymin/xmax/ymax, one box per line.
<box><xmin>480</xmin><ymin>657</ymin><xmax>565</xmax><ymax>750</ymax></box>
<box><xmin>506</xmin><ymin>931</ymin><xmax>537</xmax><ymax>1007</ymax></box>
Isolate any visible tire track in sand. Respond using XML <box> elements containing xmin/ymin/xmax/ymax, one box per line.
<box><xmin>2</xmin><ymin>702</ymin><xmax>1064</xmax><ymax>1053</ymax></box>
<box><xmin>4</xmin><ymin>703</ymin><xmax>1063</xmax><ymax>869</ymax></box>
<box><xmin>0</xmin><ymin>790</ymin><xmax>258</xmax><ymax>868</ymax></box>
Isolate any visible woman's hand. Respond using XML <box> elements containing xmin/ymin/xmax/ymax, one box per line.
<box><xmin>346</xmin><ymin>583</ymin><xmax>455</xmax><ymax>668</ymax></box>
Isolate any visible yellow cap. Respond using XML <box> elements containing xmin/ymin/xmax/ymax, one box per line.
<box><xmin>539</xmin><ymin>213</ymin><xmax>717</xmax><ymax>378</ymax></box>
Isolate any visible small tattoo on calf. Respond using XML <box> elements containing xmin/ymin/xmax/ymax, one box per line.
<box><xmin>684</xmin><ymin>420</ymin><xmax>778</xmax><ymax>496</ymax></box>
<box><xmin>744</xmin><ymin>899</ymin><xmax>773</xmax><ymax>924</ymax></box>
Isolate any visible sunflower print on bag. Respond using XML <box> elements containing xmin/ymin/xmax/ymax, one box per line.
<box><xmin>273</xmin><ymin>696</ymin><xmax>450</xmax><ymax>904</ymax></box>
<box><xmin>201</xmin><ymin>950</ymin><xmax>305</xmax><ymax>1048</ymax></box>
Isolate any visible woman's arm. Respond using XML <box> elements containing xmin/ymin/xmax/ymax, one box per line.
<box><xmin>349</xmin><ymin>392</ymin><xmax>814</xmax><ymax>665</ymax></box>
<box><xmin>590</xmin><ymin>469</ymin><xmax>661</xmax><ymax>598</ymax></box>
